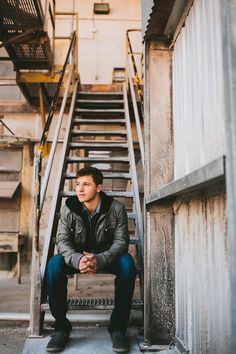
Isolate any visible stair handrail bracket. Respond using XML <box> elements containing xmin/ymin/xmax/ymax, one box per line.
<box><xmin>29</xmin><ymin>32</ymin><xmax>78</xmax><ymax>337</ymax></box>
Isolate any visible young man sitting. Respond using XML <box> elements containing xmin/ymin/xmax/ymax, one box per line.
<box><xmin>46</xmin><ymin>166</ymin><xmax>136</xmax><ymax>353</ymax></box>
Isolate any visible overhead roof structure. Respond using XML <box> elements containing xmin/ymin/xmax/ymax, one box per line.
<box><xmin>141</xmin><ymin>0</ymin><xmax>194</xmax><ymax>41</ymax></box>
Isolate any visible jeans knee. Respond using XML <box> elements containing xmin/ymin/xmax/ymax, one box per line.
<box><xmin>47</xmin><ymin>254</ymin><xmax>66</xmax><ymax>281</ymax></box>
<box><xmin>117</xmin><ymin>254</ymin><xmax>136</xmax><ymax>279</ymax></box>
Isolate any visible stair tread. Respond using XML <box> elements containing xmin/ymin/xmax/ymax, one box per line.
<box><xmin>78</xmin><ymin>92</ymin><xmax>123</xmax><ymax>96</ymax></box>
<box><xmin>42</xmin><ymin>298</ymin><xmax>143</xmax><ymax>311</ymax></box>
<box><xmin>77</xmin><ymin>100</ymin><xmax>124</xmax><ymax>104</ymax></box>
<box><xmin>60</xmin><ymin>191</ymin><xmax>133</xmax><ymax>197</ymax></box>
<box><xmin>75</xmin><ymin>108</ymin><xmax>124</xmax><ymax>112</ymax></box>
<box><xmin>69</xmin><ymin>142</ymin><xmax>128</xmax><ymax>148</ymax></box>
<box><xmin>66</xmin><ymin>156</ymin><xmax>129</xmax><ymax>163</ymax></box>
<box><xmin>73</xmin><ymin>119</ymin><xmax>125</xmax><ymax>124</ymax></box>
<box><xmin>71</xmin><ymin>130</ymin><xmax>127</xmax><ymax>135</ymax></box>
<box><xmin>63</xmin><ymin>172</ymin><xmax>131</xmax><ymax>179</ymax></box>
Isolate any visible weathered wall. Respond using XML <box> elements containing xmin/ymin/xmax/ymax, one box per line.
<box><xmin>175</xmin><ymin>194</ymin><xmax>230</xmax><ymax>354</ymax></box>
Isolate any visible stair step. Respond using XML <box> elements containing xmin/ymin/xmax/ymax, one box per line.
<box><xmin>71</xmin><ymin>130</ymin><xmax>127</xmax><ymax>136</ymax></box>
<box><xmin>42</xmin><ymin>298</ymin><xmax>143</xmax><ymax>311</ymax></box>
<box><xmin>75</xmin><ymin>108</ymin><xmax>124</xmax><ymax>115</ymax></box>
<box><xmin>73</xmin><ymin>118</ymin><xmax>125</xmax><ymax>125</ymax></box>
<box><xmin>68</xmin><ymin>142</ymin><xmax>128</xmax><ymax>150</ymax></box>
<box><xmin>63</xmin><ymin>172</ymin><xmax>131</xmax><ymax>179</ymax></box>
<box><xmin>77</xmin><ymin>100</ymin><xmax>124</xmax><ymax>104</ymax></box>
<box><xmin>60</xmin><ymin>191</ymin><xmax>133</xmax><ymax>198</ymax></box>
<box><xmin>78</xmin><ymin>92</ymin><xmax>123</xmax><ymax>97</ymax></box>
<box><xmin>66</xmin><ymin>156</ymin><xmax>129</xmax><ymax>163</ymax></box>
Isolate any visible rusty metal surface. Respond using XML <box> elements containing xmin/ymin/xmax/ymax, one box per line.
<box><xmin>174</xmin><ymin>194</ymin><xmax>231</xmax><ymax>354</ymax></box>
<box><xmin>172</xmin><ymin>0</ymin><xmax>225</xmax><ymax>179</ymax></box>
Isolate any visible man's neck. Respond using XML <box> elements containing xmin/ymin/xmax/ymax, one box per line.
<box><xmin>84</xmin><ymin>194</ymin><xmax>101</xmax><ymax>215</ymax></box>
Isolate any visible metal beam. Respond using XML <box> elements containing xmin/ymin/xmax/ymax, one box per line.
<box><xmin>146</xmin><ymin>156</ymin><xmax>225</xmax><ymax>205</ymax></box>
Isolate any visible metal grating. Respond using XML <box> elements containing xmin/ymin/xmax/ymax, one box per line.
<box><xmin>0</xmin><ymin>0</ymin><xmax>44</xmax><ymax>33</ymax></box>
<box><xmin>42</xmin><ymin>298</ymin><xmax>144</xmax><ymax>311</ymax></box>
<box><xmin>13</xmin><ymin>43</ymin><xmax>46</xmax><ymax>59</ymax></box>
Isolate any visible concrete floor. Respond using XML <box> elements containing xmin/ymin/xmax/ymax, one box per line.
<box><xmin>22</xmin><ymin>326</ymin><xmax>142</xmax><ymax>354</ymax></box>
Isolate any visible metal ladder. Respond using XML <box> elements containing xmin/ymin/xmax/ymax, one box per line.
<box><xmin>30</xmin><ymin>83</ymin><xmax>144</xmax><ymax>335</ymax></box>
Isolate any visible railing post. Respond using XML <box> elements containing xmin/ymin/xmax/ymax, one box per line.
<box><xmin>29</xmin><ymin>152</ymin><xmax>43</xmax><ymax>336</ymax></box>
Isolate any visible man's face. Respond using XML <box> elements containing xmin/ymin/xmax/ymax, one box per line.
<box><xmin>76</xmin><ymin>175</ymin><xmax>102</xmax><ymax>203</ymax></box>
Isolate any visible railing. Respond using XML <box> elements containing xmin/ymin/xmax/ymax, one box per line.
<box><xmin>126</xmin><ymin>29</ymin><xmax>144</xmax><ymax>167</ymax></box>
<box><xmin>30</xmin><ymin>32</ymin><xmax>78</xmax><ymax>336</ymax></box>
<box><xmin>123</xmin><ymin>82</ymin><xmax>144</xmax><ymax>258</ymax></box>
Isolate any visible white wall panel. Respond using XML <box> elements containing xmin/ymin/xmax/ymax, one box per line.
<box><xmin>173</xmin><ymin>0</ymin><xmax>225</xmax><ymax>179</ymax></box>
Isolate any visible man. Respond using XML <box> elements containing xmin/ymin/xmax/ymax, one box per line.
<box><xmin>46</xmin><ymin>166</ymin><xmax>136</xmax><ymax>353</ymax></box>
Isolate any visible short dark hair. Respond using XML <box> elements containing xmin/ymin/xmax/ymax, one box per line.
<box><xmin>76</xmin><ymin>166</ymin><xmax>103</xmax><ymax>186</ymax></box>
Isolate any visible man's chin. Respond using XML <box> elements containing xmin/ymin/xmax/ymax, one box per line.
<box><xmin>77</xmin><ymin>196</ymin><xmax>87</xmax><ymax>202</ymax></box>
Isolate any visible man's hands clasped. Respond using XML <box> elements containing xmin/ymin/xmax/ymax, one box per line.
<box><xmin>79</xmin><ymin>252</ymin><xmax>97</xmax><ymax>274</ymax></box>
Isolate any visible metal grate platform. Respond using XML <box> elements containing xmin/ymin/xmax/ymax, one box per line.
<box><xmin>42</xmin><ymin>298</ymin><xmax>143</xmax><ymax>311</ymax></box>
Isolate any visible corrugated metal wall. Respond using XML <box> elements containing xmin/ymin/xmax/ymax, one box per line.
<box><xmin>172</xmin><ymin>1</ymin><xmax>231</xmax><ymax>353</ymax></box>
<box><xmin>173</xmin><ymin>0</ymin><xmax>225</xmax><ymax>179</ymax></box>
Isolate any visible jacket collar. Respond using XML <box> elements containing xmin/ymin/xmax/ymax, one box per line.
<box><xmin>65</xmin><ymin>191</ymin><xmax>113</xmax><ymax>217</ymax></box>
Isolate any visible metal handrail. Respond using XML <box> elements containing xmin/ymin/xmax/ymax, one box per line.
<box><xmin>123</xmin><ymin>82</ymin><xmax>144</xmax><ymax>257</ymax></box>
<box><xmin>126</xmin><ymin>29</ymin><xmax>143</xmax><ymax>104</ymax></box>
<box><xmin>127</xmin><ymin>57</ymin><xmax>144</xmax><ymax>167</ymax></box>
<box><xmin>34</xmin><ymin>31</ymin><xmax>76</xmax><ymax>252</ymax></box>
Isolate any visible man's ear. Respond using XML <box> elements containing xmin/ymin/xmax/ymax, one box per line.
<box><xmin>97</xmin><ymin>184</ymin><xmax>102</xmax><ymax>193</ymax></box>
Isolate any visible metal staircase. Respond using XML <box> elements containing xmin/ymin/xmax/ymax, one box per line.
<box><xmin>30</xmin><ymin>83</ymin><xmax>144</xmax><ymax>335</ymax></box>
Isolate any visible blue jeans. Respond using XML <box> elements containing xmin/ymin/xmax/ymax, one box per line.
<box><xmin>47</xmin><ymin>253</ymin><xmax>136</xmax><ymax>334</ymax></box>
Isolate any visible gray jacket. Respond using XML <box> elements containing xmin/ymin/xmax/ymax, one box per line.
<box><xmin>56</xmin><ymin>191</ymin><xmax>129</xmax><ymax>270</ymax></box>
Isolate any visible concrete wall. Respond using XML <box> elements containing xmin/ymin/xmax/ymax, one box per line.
<box><xmin>55</xmin><ymin>0</ymin><xmax>141</xmax><ymax>84</ymax></box>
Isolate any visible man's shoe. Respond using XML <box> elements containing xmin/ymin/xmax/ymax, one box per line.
<box><xmin>110</xmin><ymin>331</ymin><xmax>130</xmax><ymax>353</ymax></box>
<box><xmin>46</xmin><ymin>331</ymin><xmax>69</xmax><ymax>352</ymax></box>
